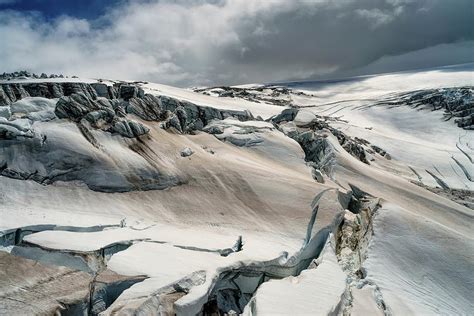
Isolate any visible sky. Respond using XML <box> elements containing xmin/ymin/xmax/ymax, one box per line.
<box><xmin>0</xmin><ymin>0</ymin><xmax>473</xmax><ymax>87</ymax></box>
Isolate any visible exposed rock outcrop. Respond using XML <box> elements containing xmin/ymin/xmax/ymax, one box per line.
<box><xmin>180</xmin><ymin>147</ymin><xmax>194</xmax><ymax>157</ymax></box>
<box><xmin>123</xmin><ymin>93</ymin><xmax>254</xmax><ymax>134</ymax></box>
<box><xmin>119</xmin><ymin>84</ymin><xmax>145</xmax><ymax>100</ymax></box>
<box><xmin>271</xmin><ymin>108</ymin><xmax>299</xmax><ymax>124</ymax></box>
<box><xmin>376</xmin><ymin>87</ymin><xmax>474</xmax><ymax>130</ymax></box>
<box><xmin>203</xmin><ymin>119</ymin><xmax>271</xmax><ymax>147</ymax></box>
<box><xmin>193</xmin><ymin>85</ymin><xmax>305</xmax><ymax>107</ymax></box>
<box><xmin>109</xmin><ymin>119</ymin><xmax>150</xmax><ymax>138</ymax></box>
<box><xmin>0</xmin><ymin>81</ymin><xmax>124</xmax><ymax>106</ymax></box>
<box><xmin>126</xmin><ymin>94</ymin><xmax>164</xmax><ymax>120</ymax></box>
<box><xmin>0</xmin><ymin>82</ymin><xmax>257</xmax><ymax>192</ymax></box>
<box><xmin>55</xmin><ymin>93</ymin><xmax>106</xmax><ymax>121</ymax></box>
<box><xmin>0</xmin><ymin>82</ymin><xmax>100</xmax><ymax>106</ymax></box>
<box><xmin>295</xmin><ymin>115</ymin><xmax>372</xmax><ymax>165</ymax></box>
<box><xmin>1</xmin><ymin>81</ymin><xmax>255</xmax><ymax>136</ymax></box>
<box><xmin>0</xmin><ymin>71</ymin><xmax>68</xmax><ymax>80</ymax></box>
<box><xmin>91</xmin><ymin>83</ymin><xmax>117</xmax><ymax>99</ymax></box>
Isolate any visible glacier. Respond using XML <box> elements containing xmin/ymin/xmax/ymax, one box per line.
<box><xmin>0</xmin><ymin>64</ymin><xmax>473</xmax><ymax>315</ymax></box>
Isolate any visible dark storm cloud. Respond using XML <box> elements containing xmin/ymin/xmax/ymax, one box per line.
<box><xmin>228</xmin><ymin>0</ymin><xmax>474</xmax><ymax>81</ymax></box>
<box><xmin>0</xmin><ymin>0</ymin><xmax>472</xmax><ymax>86</ymax></box>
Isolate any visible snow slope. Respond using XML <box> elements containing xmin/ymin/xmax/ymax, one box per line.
<box><xmin>0</xmin><ymin>64</ymin><xmax>473</xmax><ymax>315</ymax></box>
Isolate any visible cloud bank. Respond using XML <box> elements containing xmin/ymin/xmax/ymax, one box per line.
<box><xmin>0</xmin><ymin>0</ymin><xmax>473</xmax><ymax>86</ymax></box>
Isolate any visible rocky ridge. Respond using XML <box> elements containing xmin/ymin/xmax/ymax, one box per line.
<box><xmin>194</xmin><ymin>84</ymin><xmax>474</xmax><ymax>130</ymax></box>
<box><xmin>373</xmin><ymin>87</ymin><xmax>474</xmax><ymax>129</ymax></box>
<box><xmin>0</xmin><ymin>81</ymin><xmax>254</xmax><ymax>192</ymax></box>
<box><xmin>0</xmin><ymin>70</ymin><xmax>72</xmax><ymax>81</ymax></box>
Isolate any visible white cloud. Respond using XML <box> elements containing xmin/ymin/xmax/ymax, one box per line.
<box><xmin>0</xmin><ymin>0</ymin><xmax>472</xmax><ymax>86</ymax></box>
<box><xmin>355</xmin><ymin>8</ymin><xmax>396</xmax><ymax>28</ymax></box>
<box><xmin>54</xmin><ymin>17</ymin><xmax>90</xmax><ymax>37</ymax></box>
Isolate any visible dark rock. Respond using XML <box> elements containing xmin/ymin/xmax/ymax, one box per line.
<box><xmin>203</xmin><ymin>125</ymin><xmax>224</xmax><ymax>134</ymax></box>
<box><xmin>190</xmin><ymin>119</ymin><xmax>204</xmax><ymax>131</ymax></box>
<box><xmin>0</xmin><ymin>86</ymin><xmax>12</xmax><ymax>105</ymax></box>
<box><xmin>342</xmin><ymin>141</ymin><xmax>369</xmax><ymax>164</ymax></box>
<box><xmin>49</xmin><ymin>83</ymin><xmax>64</xmax><ymax>98</ymax></box>
<box><xmin>199</xmin><ymin>106</ymin><xmax>223</xmax><ymax>125</ymax></box>
<box><xmin>181</xmin><ymin>101</ymin><xmax>200</xmax><ymax>121</ymax></box>
<box><xmin>272</xmin><ymin>108</ymin><xmax>299</xmax><ymax>124</ymax></box>
<box><xmin>454</xmin><ymin>114</ymin><xmax>474</xmax><ymax>129</ymax></box>
<box><xmin>380</xmin><ymin>87</ymin><xmax>474</xmax><ymax>130</ymax></box>
<box><xmin>119</xmin><ymin>85</ymin><xmax>144</xmax><ymax>101</ymax></box>
<box><xmin>91</xmin><ymin>83</ymin><xmax>112</xmax><ymax>98</ymax></box>
<box><xmin>55</xmin><ymin>93</ymin><xmax>120</xmax><ymax>123</ymax></box>
<box><xmin>300</xmin><ymin>116</ymin><xmax>371</xmax><ymax>165</ymax></box>
<box><xmin>2</xmin><ymin>85</ymin><xmax>16</xmax><ymax>104</ymax></box>
<box><xmin>21</xmin><ymin>83</ymin><xmax>52</xmax><ymax>99</ymax></box>
<box><xmin>11</xmin><ymin>84</ymin><xmax>30</xmax><ymax>100</ymax></box>
<box><xmin>108</xmin><ymin>85</ymin><xmax>118</xmax><ymax>99</ymax></box>
<box><xmin>175</xmin><ymin>106</ymin><xmax>188</xmax><ymax>132</ymax></box>
<box><xmin>85</xmin><ymin>109</ymin><xmax>116</xmax><ymax>127</ymax></box>
<box><xmin>224</xmin><ymin>135</ymin><xmax>264</xmax><ymax>147</ymax></box>
<box><xmin>55</xmin><ymin>93</ymin><xmax>102</xmax><ymax>121</ymax></box>
<box><xmin>180</xmin><ymin>147</ymin><xmax>194</xmax><ymax>157</ymax></box>
<box><xmin>162</xmin><ymin>112</ymin><xmax>183</xmax><ymax>132</ymax></box>
<box><xmin>221</xmin><ymin>109</ymin><xmax>253</xmax><ymax>121</ymax></box>
<box><xmin>193</xmin><ymin>85</ymin><xmax>294</xmax><ymax>107</ymax></box>
<box><xmin>0</xmin><ymin>82</ymin><xmax>99</xmax><ymax>104</ymax></box>
<box><xmin>160</xmin><ymin>95</ymin><xmax>180</xmax><ymax>112</ymax></box>
<box><xmin>126</xmin><ymin>94</ymin><xmax>163</xmax><ymax>121</ymax></box>
<box><xmin>62</xmin><ymin>82</ymin><xmax>98</xmax><ymax>99</ymax></box>
<box><xmin>113</xmin><ymin>100</ymin><xmax>128</xmax><ymax>117</ymax></box>
<box><xmin>371</xmin><ymin>145</ymin><xmax>387</xmax><ymax>156</ymax></box>
<box><xmin>109</xmin><ymin>119</ymin><xmax>149</xmax><ymax>138</ymax></box>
